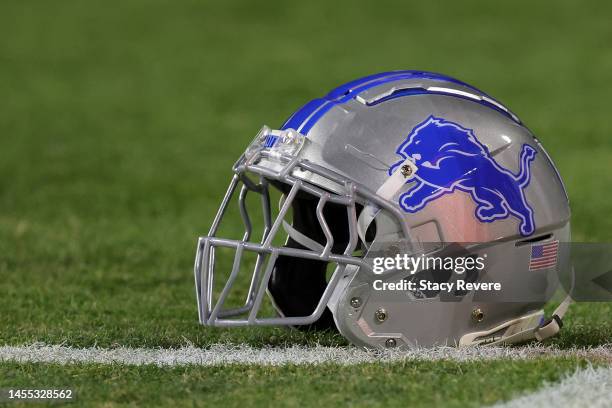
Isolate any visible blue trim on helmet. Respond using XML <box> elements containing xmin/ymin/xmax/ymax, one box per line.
<box><xmin>325</xmin><ymin>71</ymin><xmax>404</xmax><ymax>99</ymax></box>
<box><xmin>280</xmin><ymin>98</ymin><xmax>328</xmax><ymax>131</ymax></box>
<box><xmin>325</xmin><ymin>70</ymin><xmax>487</xmax><ymax>100</ymax></box>
<box><xmin>298</xmin><ymin>101</ymin><xmax>335</xmax><ymax>134</ymax></box>
<box><xmin>367</xmin><ymin>88</ymin><xmax>516</xmax><ymax>121</ymax></box>
<box><xmin>280</xmin><ymin>71</ymin><xmax>516</xmax><ymax>134</ymax></box>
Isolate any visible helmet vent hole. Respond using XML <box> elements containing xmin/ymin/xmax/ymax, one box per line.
<box><xmin>515</xmin><ymin>233</ymin><xmax>553</xmax><ymax>246</ymax></box>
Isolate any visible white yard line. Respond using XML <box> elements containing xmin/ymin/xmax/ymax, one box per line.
<box><xmin>0</xmin><ymin>343</ymin><xmax>610</xmax><ymax>367</ymax></box>
<box><xmin>491</xmin><ymin>366</ymin><xmax>612</xmax><ymax>408</ymax></box>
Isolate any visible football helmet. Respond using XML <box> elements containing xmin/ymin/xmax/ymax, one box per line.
<box><xmin>194</xmin><ymin>71</ymin><xmax>571</xmax><ymax>348</ymax></box>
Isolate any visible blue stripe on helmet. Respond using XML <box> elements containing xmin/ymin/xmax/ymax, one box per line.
<box><xmin>280</xmin><ymin>71</ymin><xmax>514</xmax><ymax>135</ymax></box>
<box><xmin>365</xmin><ymin>88</ymin><xmax>516</xmax><ymax>121</ymax></box>
<box><xmin>326</xmin><ymin>70</ymin><xmax>488</xmax><ymax>100</ymax></box>
<box><xmin>280</xmin><ymin>98</ymin><xmax>327</xmax><ymax>131</ymax></box>
<box><xmin>325</xmin><ymin>71</ymin><xmax>403</xmax><ymax>99</ymax></box>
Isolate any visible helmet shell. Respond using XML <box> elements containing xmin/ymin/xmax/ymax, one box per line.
<box><xmin>279</xmin><ymin>71</ymin><xmax>570</xmax><ymax>347</ymax></box>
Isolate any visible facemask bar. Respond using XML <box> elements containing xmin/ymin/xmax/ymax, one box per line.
<box><xmin>195</xmin><ymin>174</ymin><xmax>363</xmax><ymax>327</ymax></box>
<box><xmin>194</xmin><ymin>129</ymin><xmax>412</xmax><ymax>327</ymax></box>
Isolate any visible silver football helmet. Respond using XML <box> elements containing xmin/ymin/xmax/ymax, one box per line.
<box><xmin>194</xmin><ymin>71</ymin><xmax>571</xmax><ymax>349</ymax></box>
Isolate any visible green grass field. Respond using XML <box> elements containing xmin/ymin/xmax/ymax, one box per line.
<box><xmin>0</xmin><ymin>358</ymin><xmax>595</xmax><ymax>407</ymax></box>
<box><xmin>1</xmin><ymin>0</ymin><xmax>611</xmax><ymax>406</ymax></box>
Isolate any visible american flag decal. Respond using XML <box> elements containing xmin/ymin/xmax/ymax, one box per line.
<box><xmin>529</xmin><ymin>240</ymin><xmax>559</xmax><ymax>271</ymax></box>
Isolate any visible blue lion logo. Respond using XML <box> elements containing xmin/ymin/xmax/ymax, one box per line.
<box><xmin>389</xmin><ymin>116</ymin><xmax>537</xmax><ymax>236</ymax></box>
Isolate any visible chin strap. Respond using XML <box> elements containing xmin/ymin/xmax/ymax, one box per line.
<box><xmin>460</xmin><ymin>266</ymin><xmax>575</xmax><ymax>347</ymax></box>
<box><xmin>534</xmin><ymin>293</ymin><xmax>573</xmax><ymax>341</ymax></box>
<box><xmin>459</xmin><ymin>298</ymin><xmax>573</xmax><ymax>347</ymax></box>
<box><xmin>535</xmin><ymin>265</ymin><xmax>575</xmax><ymax>342</ymax></box>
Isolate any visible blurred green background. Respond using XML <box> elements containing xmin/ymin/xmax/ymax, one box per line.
<box><xmin>0</xmin><ymin>0</ymin><xmax>610</xmax><ymax>347</ymax></box>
